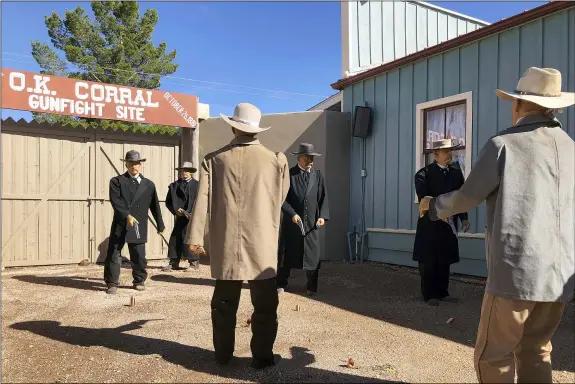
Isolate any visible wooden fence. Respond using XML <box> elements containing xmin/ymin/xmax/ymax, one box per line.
<box><xmin>1</xmin><ymin>118</ymin><xmax>181</xmax><ymax>267</ymax></box>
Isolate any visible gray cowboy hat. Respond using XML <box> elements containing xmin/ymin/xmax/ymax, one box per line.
<box><xmin>290</xmin><ymin>143</ymin><xmax>322</xmax><ymax>156</ymax></box>
<box><xmin>496</xmin><ymin>67</ymin><xmax>575</xmax><ymax>109</ymax></box>
<box><xmin>220</xmin><ymin>103</ymin><xmax>271</xmax><ymax>134</ymax></box>
<box><xmin>121</xmin><ymin>150</ymin><xmax>146</xmax><ymax>162</ymax></box>
<box><xmin>175</xmin><ymin>161</ymin><xmax>197</xmax><ymax>173</ymax></box>
<box><xmin>430</xmin><ymin>138</ymin><xmax>464</xmax><ymax>151</ymax></box>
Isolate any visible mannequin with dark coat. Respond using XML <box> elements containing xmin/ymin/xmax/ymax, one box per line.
<box><xmin>413</xmin><ymin>139</ymin><xmax>470</xmax><ymax>306</ymax></box>
<box><xmin>278</xmin><ymin>143</ymin><xmax>329</xmax><ymax>296</ymax></box>
<box><xmin>162</xmin><ymin>161</ymin><xmax>200</xmax><ymax>271</ymax></box>
<box><xmin>104</xmin><ymin>150</ymin><xmax>165</xmax><ymax>294</ymax></box>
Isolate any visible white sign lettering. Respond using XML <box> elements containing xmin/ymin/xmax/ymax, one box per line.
<box><xmin>2</xmin><ymin>68</ymin><xmax>198</xmax><ymax>128</ymax></box>
<box><xmin>7</xmin><ymin>71</ymin><xmax>161</xmax><ymax>121</ymax></box>
<box><xmin>164</xmin><ymin>92</ymin><xmax>197</xmax><ymax>128</ymax></box>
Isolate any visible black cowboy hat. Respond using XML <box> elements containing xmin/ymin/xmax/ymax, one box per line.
<box><xmin>290</xmin><ymin>143</ymin><xmax>322</xmax><ymax>156</ymax></box>
<box><xmin>121</xmin><ymin>150</ymin><xmax>146</xmax><ymax>162</ymax></box>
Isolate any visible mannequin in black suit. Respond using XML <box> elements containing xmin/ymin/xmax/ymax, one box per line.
<box><xmin>104</xmin><ymin>150</ymin><xmax>165</xmax><ymax>294</ymax></box>
<box><xmin>162</xmin><ymin>161</ymin><xmax>199</xmax><ymax>272</ymax></box>
<box><xmin>413</xmin><ymin>140</ymin><xmax>470</xmax><ymax>306</ymax></box>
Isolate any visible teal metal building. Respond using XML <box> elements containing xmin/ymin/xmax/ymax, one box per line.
<box><xmin>331</xmin><ymin>2</ymin><xmax>575</xmax><ymax>277</ymax></box>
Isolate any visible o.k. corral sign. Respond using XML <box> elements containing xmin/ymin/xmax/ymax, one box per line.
<box><xmin>1</xmin><ymin>68</ymin><xmax>198</xmax><ymax>128</ymax></box>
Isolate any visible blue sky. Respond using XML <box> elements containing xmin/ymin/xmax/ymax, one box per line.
<box><xmin>1</xmin><ymin>1</ymin><xmax>545</xmax><ymax>122</ymax></box>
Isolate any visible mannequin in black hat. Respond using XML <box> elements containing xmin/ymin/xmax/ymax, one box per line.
<box><xmin>104</xmin><ymin>150</ymin><xmax>165</xmax><ymax>294</ymax></box>
<box><xmin>162</xmin><ymin>161</ymin><xmax>200</xmax><ymax>272</ymax></box>
<box><xmin>278</xmin><ymin>143</ymin><xmax>330</xmax><ymax>296</ymax></box>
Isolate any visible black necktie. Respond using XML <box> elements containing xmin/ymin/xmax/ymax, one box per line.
<box><xmin>302</xmin><ymin>171</ymin><xmax>309</xmax><ymax>183</ymax></box>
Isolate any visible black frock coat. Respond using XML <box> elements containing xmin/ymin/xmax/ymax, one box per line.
<box><xmin>412</xmin><ymin>162</ymin><xmax>468</xmax><ymax>265</ymax></box>
<box><xmin>279</xmin><ymin>166</ymin><xmax>330</xmax><ymax>270</ymax></box>
<box><xmin>165</xmin><ymin>178</ymin><xmax>199</xmax><ymax>247</ymax></box>
<box><xmin>108</xmin><ymin>172</ymin><xmax>165</xmax><ymax>245</ymax></box>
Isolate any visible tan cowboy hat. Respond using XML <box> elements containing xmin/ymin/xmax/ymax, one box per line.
<box><xmin>175</xmin><ymin>161</ymin><xmax>197</xmax><ymax>173</ymax></box>
<box><xmin>220</xmin><ymin>103</ymin><xmax>270</xmax><ymax>134</ymax></box>
<box><xmin>496</xmin><ymin>67</ymin><xmax>575</xmax><ymax>109</ymax></box>
<box><xmin>430</xmin><ymin>138</ymin><xmax>463</xmax><ymax>151</ymax></box>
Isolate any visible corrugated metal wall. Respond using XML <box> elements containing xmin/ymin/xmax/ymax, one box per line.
<box><xmin>1</xmin><ymin>120</ymin><xmax>180</xmax><ymax>267</ymax></box>
<box><xmin>346</xmin><ymin>1</ymin><xmax>488</xmax><ymax>74</ymax></box>
<box><xmin>343</xmin><ymin>8</ymin><xmax>575</xmax><ymax>275</ymax></box>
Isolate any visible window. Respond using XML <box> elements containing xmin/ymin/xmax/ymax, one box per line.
<box><xmin>414</xmin><ymin>92</ymin><xmax>473</xmax><ymax>203</ymax></box>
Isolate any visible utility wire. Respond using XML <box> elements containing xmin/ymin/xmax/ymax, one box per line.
<box><xmin>2</xmin><ymin>51</ymin><xmax>328</xmax><ymax>99</ymax></box>
<box><xmin>3</xmin><ymin>57</ymin><xmax>303</xmax><ymax>101</ymax></box>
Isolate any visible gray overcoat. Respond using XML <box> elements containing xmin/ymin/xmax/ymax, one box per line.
<box><xmin>428</xmin><ymin>114</ymin><xmax>574</xmax><ymax>303</ymax></box>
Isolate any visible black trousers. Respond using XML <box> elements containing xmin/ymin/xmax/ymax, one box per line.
<box><xmin>277</xmin><ymin>261</ymin><xmax>321</xmax><ymax>293</ymax></box>
<box><xmin>167</xmin><ymin>218</ymin><xmax>198</xmax><ymax>262</ymax></box>
<box><xmin>418</xmin><ymin>261</ymin><xmax>451</xmax><ymax>301</ymax></box>
<box><xmin>104</xmin><ymin>232</ymin><xmax>147</xmax><ymax>287</ymax></box>
<box><xmin>211</xmin><ymin>278</ymin><xmax>278</xmax><ymax>362</ymax></box>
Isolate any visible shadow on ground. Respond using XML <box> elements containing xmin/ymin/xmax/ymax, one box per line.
<box><xmin>11</xmin><ymin>275</ymin><xmax>115</xmax><ymax>292</ymax></box>
<box><xmin>11</xmin><ymin>320</ymin><xmax>400</xmax><ymax>383</ymax></box>
<box><xmin>10</xmin><ymin>261</ymin><xmax>574</xmax><ymax>375</ymax></box>
<box><xmin>151</xmin><ymin>274</ymin><xmax>250</xmax><ymax>289</ymax></box>
<box><xmin>285</xmin><ymin>262</ymin><xmax>575</xmax><ymax>374</ymax></box>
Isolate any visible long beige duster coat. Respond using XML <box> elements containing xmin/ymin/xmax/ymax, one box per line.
<box><xmin>185</xmin><ymin>135</ymin><xmax>290</xmax><ymax>281</ymax></box>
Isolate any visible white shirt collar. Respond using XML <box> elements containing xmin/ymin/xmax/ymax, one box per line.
<box><xmin>298</xmin><ymin>165</ymin><xmax>311</xmax><ymax>173</ymax></box>
<box><xmin>436</xmin><ymin>162</ymin><xmax>448</xmax><ymax>169</ymax></box>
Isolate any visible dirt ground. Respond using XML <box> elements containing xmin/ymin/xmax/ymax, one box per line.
<box><xmin>2</xmin><ymin>260</ymin><xmax>573</xmax><ymax>383</ymax></box>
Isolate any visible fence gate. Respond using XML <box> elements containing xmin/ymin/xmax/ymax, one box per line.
<box><xmin>92</xmin><ymin>133</ymin><xmax>179</xmax><ymax>263</ymax></box>
<box><xmin>1</xmin><ymin>120</ymin><xmax>180</xmax><ymax>267</ymax></box>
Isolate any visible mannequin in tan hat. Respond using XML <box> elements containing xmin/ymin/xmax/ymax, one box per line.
<box><xmin>413</xmin><ymin>138</ymin><xmax>470</xmax><ymax>306</ymax></box>
<box><xmin>162</xmin><ymin>161</ymin><xmax>199</xmax><ymax>272</ymax></box>
<box><xmin>185</xmin><ymin>103</ymin><xmax>290</xmax><ymax>369</ymax></box>
<box><xmin>419</xmin><ymin>67</ymin><xmax>574</xmax><ymax>383</ymax></box>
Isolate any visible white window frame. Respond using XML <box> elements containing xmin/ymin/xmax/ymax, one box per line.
<box><xmin>414</xmin><ymin>91</ymin><xmax>473</xmax><ymax>203</ymax></box>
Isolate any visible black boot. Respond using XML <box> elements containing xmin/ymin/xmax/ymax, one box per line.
<box><xmin>161</xmin><ymin>259</ymin><xmax>179</xmax><ymax>272</ymax></box>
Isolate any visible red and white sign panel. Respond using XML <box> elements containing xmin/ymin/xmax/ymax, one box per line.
<box><xmin>1</xmin><ymin>68</ymin><xmax>198</xmax><ymax>128</ymax></box>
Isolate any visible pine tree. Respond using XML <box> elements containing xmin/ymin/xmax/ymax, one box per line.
<box><xmin>31</xmin><ymin>1</ymin><xmax>179</xmax><ymax>134</ymax></box>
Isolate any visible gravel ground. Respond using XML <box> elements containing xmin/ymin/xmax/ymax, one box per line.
<box><xmin>2</xmin><ymin>260</ymin><xmax>573</xmax><ymax>383</ymax></box>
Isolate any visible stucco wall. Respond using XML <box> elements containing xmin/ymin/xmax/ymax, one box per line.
<box><xmin>198</xmin><ymin>110</ymin><xmax>351</xmax><ymax>263</ymax></box>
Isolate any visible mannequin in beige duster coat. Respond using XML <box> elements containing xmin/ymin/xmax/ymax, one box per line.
<box><xmin>185</xmin><ymin>103</ymin><xmax>290</xmax><ymax>369</ymax></box>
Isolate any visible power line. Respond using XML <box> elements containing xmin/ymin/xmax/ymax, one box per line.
<box><xmin>2</xmin><ymin>57</ymin><xmax>303</xmax><ymax>101</ymax></box>
<box><xmin>2</xmin><ymin>51</ymin><xmax>328</xmax><ymax>99</ymax></box>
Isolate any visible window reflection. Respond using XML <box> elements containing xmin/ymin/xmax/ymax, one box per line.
<box><xmin>424</xmin><ymin>102</ymin><xmax>466</xmax><ymax>173</ymax></box>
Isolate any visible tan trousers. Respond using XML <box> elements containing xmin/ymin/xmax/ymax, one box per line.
<box><xmin>474</xmin><ymin>293</ymin><xmax>565</xmax><ymax>383</ymax></box>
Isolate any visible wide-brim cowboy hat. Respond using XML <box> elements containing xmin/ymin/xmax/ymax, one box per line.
<box><xmin>496</xmin><ymin>67</ymin><xmax>575</xmax><ymax>109</ymax></box>
<box><xmin>430</xmin><ymin>138</ymin><xmax>464</xmax><ymax>151</ymax></box>
<box><xmin>290</xmin><ymin>143</ymin><xmax>322</xmax><ymax>156</ymax></box>
<box><xmin>220</xmin><ymin>103</ymin><xmax>270</xmax><ymax>134</ymax></box>
<box><xmin>175</xmin><ymin>161</ymin><xmax>197</xmax><ymax>173</ymax></box>
<box><xmin>121</xmin><ymin>150</ymin><xmax>146</xmax><ymax>162</ymax></box>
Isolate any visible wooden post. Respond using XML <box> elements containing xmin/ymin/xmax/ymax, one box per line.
<box><xmin>0</xmin><ymin>116</ymin><xmax>3</xmax><ymax>268</ymax></box>
<box><xmin>179</xmin><ymin>127</ymin><xmax>199</xmax><ymax>181</ymax></box>
<box><xmin>192</xmin><ymin>127</ymin><xmax>199</xmax><ymax>180</ymax></box>
<box><xmin>180</xmin><ymin>127</ymin><xmax>192</xmax><ymax>164</ymax></box>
